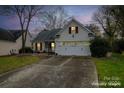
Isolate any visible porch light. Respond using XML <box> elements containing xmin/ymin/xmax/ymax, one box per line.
<box><xmin>51</xmin><ymin>43</ymin><xmax>55</xmax><ymax>48</ymax></box>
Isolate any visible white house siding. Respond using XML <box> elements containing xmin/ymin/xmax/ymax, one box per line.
<box><xmin>0</xmin><ymin>33</ymin><xmax>31</xmax><ymax>56</ymax></box>
<box><xmin>0</xmin><ymin>40</ymin><xmax>16</xmax><ymax>56</ymax></box>
<box><xmin>25</xmin><ymin>32</ymin><xmax>32</xmax><ymax>47</ymax></box>
<box><xmin>56</xmin><ymin>21</ymin><xmax>90</xmax><ymax>42</ymax></box>
<box><xmin>42</xmin><ymin>42</ymin><xmax>45</xmax><ymax>52</ymax></box>
<box><xmin>55</xmin><ymin>20</ymin><xmax>92</xmax><ymax>56</ymax></box>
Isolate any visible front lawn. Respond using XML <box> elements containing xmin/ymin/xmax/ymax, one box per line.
<box><xmin>0</xmin><ymin>55</ymin><xmax>40</xmax><ymax>74</ymax></box>
<box><xmin>93</xmin><ymin>54</ymin><xmax>124</xmax><ymax>88</ymax></box>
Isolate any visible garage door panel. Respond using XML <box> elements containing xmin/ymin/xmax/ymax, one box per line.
<box><xmin>55</xmin><ymin>41</ymin><xmax>91</xmax><ymax>56</ymax></box>
<box><xmin>56</xmin><ymin>46</ymin><xmax>90</xmax><ymax>56</ymax></box>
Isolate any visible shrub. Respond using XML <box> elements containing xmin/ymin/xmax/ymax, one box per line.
<box><xmin>113</xmin><ymin>39</ymin><xmax>124</xmax><ymax>54</ymax></box>
<box><xmin>90</xmin><ymin>37</ymin><xmax>111</xmax><ymax>57</ymax></box>
<box><xmin>19</xmin><ymin>47</ymin><xmax>33</xmax><ymax>54</ymax></box>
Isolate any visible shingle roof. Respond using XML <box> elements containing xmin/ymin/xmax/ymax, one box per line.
<box><xmin>0</xmin><ymin>28</ymin><xmax>22</xmax><ymax>42</ymax></box>
<box><xmin>10</xmin><ymin>30</ymin><xmax>22</xmax><ymax>40</ymax></box>
<box><xmin>32</xmin><ymin>29</ymin><xmax>61</xmax><ymax>42</ymax></box>
<box><xmin>0</xmin><ymin>28</ymin><xmax>16</xmax><ymax>42</ymax></box>
<box><xmin>32</xmin><ymin>18</ymin><xmax>94</xmax><ymax>43</ymax></box>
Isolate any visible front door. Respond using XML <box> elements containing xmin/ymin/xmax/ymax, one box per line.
<box><xmin>48</xmin><ymin>42</ymin><xmax>55</xmax><ymax>52</ymax></box>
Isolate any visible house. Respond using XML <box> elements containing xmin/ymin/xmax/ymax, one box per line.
<box><xmin>32</xmin><ymin>29</ymin><xmax>61</xmax><ymax>53</ymax></box>
<box><xmin>32</xmin><ymin>18</ymin><xmax>94</xmax><ymax>56</ymax></box>
<box><xmin>0</xmin><ymin>28</ymin><xmax>32</xmax><ymax>56</ymax></box>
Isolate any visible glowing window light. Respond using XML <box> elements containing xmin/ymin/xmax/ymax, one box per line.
<box><xmin>71</xmin><ymin>26</ymin><xmax>76</xmax><ymax>31</ymax></box>
<box><xmin>37</xmin><ymin>43</ymin><xmax>40</xmax><ymax>50</ymax></box>
<box><xmin>37</xmin><ymin>43</ymin><xmax>40</xmax><ymax>47</ymax></box>
<box><xmin>51</xmin><ymin>43</ymin><xmax>55</xmax><ymax>48</ymax></box>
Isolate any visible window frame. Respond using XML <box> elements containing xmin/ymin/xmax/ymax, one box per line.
<box><xmin>69</xmin><ymin>26</ymin><xmax>78</xmax><ymax>34</ymax></box>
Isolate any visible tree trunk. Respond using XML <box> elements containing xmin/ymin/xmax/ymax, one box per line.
<box><xmin>21</xmin><ymin>32</ymin><xmax>25</xmax><ymax>53</ymax></box>
<box><xmin>108</xmin><ymin>36</ymin><xmax>114</xmax><ymax>51</ymax></box>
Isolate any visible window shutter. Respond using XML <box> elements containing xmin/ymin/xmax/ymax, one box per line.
<box><xmin>69</xmin><ymin>27</ymin><xmax>71</xmax><ymax>34</ymax></box>
<box><xmin>76</xmin><ymin>27</ymin><xmax>78</xmax><ymax>33</ymax></box>
<box><xmin>31</xmin><ymin>43</ymin><xmax>33</xmax><ymax>49</ymax></box>
<box><xmin>40</xmin><ymin>43</ymin><xmax>42</xmax><ymax>50</ymax></box>
<box><xmin>35</xmin><ymin>43</ymin><xmax>37</xmax><ymax>51</ymax></box>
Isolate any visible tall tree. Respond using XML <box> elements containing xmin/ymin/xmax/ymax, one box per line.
<box><xmin>39</xmin><ymin>6</ymin><xmax>70</xmax><ymax>30</ymax></box>
<box><xmin>0</xmin><ymin>5</ymin><xmax>43</xmax><ymax>52</ymax></box>
<box><xmin>110</xmin><ymin>6</ymin><xmax>124</xmax><ymax>38</ymax></box>
<box><xmin>93</xmin><ymin>6</ymin><xmax>120</xmax><ymax>46</ymax></box>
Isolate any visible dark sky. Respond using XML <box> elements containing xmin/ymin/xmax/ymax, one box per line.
<box><xmin>0</xmin><ymin>5</ymin><xmax>100</xmax><ymax>32</ymax></box>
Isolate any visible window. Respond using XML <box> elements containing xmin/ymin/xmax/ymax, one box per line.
<box><xmin>62</xmin><ymin>42</ymin><xmax>77</xmax><ymax>46</ymax></box>
<box><xmin>51</xmin><ymin>42</ymin><xmax>55</xmax><ymax>51</ymax></box>
<box><xmin>37</xmin><ymin>43</ymin><xmax>42</xmax><ymax>51</ymax></box>
<box><xmin>88</xmin><ymin>33</ymin><xmax>94</xmax><ymax>37</ymax></box>
<box><xmin>71</xmin><ymin>27</ymin><xmax>76</xmax><ymax>33</ymax></box>
<box><xmin>56</xmin><ymin>34</ymin><xmax>60</xmax><ymax>38</ymax></box>
<box><xmin>71</xmin><ymin>26</ymin><xmax>76</xmax><ymax>31</ymax></box>
<box><xmin>37</xmin><ymin>43</ymin><xmax>40</xmax><ymax>47</ymax></box>
<box><xmin>51</xmin><ymin>42</ymin><xmax>55</xmax><ymax>48</ymax></box>
<box><xmin>69</xmin><ymin>26</ymin><xmax>78</xmax><ymax>34</ymax></box>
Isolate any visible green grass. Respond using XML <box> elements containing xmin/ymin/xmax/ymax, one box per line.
<box><xmin>93</xmin><ymin>54</ymin><xmax>124</xmax><ymax>88</ymax></box>
<box><xmin>0</xmin><ymin>55</ymin><xmax>40</xmax><ymax>74</ymax></box>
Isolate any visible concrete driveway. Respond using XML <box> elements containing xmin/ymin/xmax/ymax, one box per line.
<box><xmin>0</xmin><ymin>56</ymin><xmax>98</xmax><ymax>88</ymax></box>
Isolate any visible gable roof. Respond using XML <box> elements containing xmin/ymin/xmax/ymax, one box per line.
<box><xmin>32</xmin><ymin>18</ymin><xmax>94</xmax><ymax>43</ymax></box>
<box><xmin>0</xmin><ymin>28</ymin><xmax>23</xmax><ymax>42</ymax></box>
<box><xmin>9</xmin><ymin>30</ymin><xmax>22</xmax><ymax>40</ymax></box>
<box><xmin>32</xmin><ymin>29</ymin><xmax>61</xmax><ymax>43</ymax></box>
<box><xmin>56</xmin><ymin>18</ymin><xmax>95</xmax><ymax>35</ymax></box>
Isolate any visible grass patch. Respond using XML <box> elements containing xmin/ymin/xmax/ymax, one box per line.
<box><xmin>0</xmin><ymin>55</ymin><xmax>40</xmax><ymax>74</ymax></box>
<box><xmin>93</xmin><ymin>54</ymin><xmax>124</xmax><ymax>88</ymax></box>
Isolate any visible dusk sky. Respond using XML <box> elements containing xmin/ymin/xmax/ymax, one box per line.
<box><xmin>0</xmin><ymin>5</ymin><xmax>100</xmax><ymax>33</ymax></box>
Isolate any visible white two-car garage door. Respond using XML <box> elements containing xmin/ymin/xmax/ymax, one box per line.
<box><xmin>64</xmin><ymin>46</ymin><xmax>91</xmax><ymax>56</ymax></box>
<box><xmin>55</xmin><ymin>42</ymin><xmax>91</xmax><ymax>56</ymax></box>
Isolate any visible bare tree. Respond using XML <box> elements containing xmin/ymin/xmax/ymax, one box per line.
<box><xmin>93</xmin><ymin>6</ymin><xmax>120</xmax><ymax>46</ymax></box>
<box><xmin>39</xmin><ymin>6</ymin><xmax>70</xmax><ymax>30</ymax></box>
<box><xmin>110</xmin><ymin>6</ymin><xmax>124</xmax><ymax>38</ymax></box>
<box><xmin>85</xmin><ymin>24</ymin><xmax>101</xmax><ymax>37</ymax></box>
<box><xmin>0</xmin><ymin>5</ymin><xmax>43</xmax><ymax>52</ymax></box>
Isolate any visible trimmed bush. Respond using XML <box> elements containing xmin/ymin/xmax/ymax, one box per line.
<box><xmin>113</xmin><ymin>39</ymin><xmax>124</xmax><ymax>54</ymax></box>
<box><xmin>19</xmin><ymin>47</ymin><xmax>33</xmax><ymax>54</ymax></box>
<box><xmin>90</xmin><ymin>37</ymin><xmax>111</xmax><ymax>57</ymax></box>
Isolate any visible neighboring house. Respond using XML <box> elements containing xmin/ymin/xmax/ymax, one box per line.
<box><xmin>0</xmin><ymin>28</ymin><xmax>32</xmax><ymax>56</ymax></box>
<box><xmin>32</xmin><ymin>18</ymin><xmax>94</xmax><ymax>56</ymax></box>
